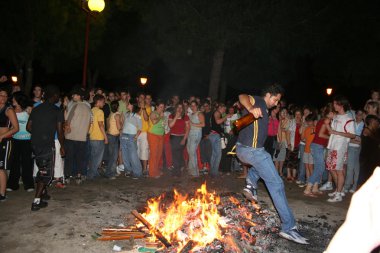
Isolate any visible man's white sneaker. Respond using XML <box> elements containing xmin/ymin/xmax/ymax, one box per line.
<box><xmin>319</xmin><ymin>182</ymin><xmax>333</xmax><ymax>191</ymax></box>
<box><xmin>328</xmin><ymin>191</ymin><xmax>338</xmax><ymax>197</ymax></box>
<box><xmin>327</xmin><ymin>194</ymin><xmax>343</xmax><ymax>202</ymax></box>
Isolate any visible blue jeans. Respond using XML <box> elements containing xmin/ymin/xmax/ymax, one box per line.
<box><xmin>297</xmin><ymin>143</ymin><xmax>306</xmax><ymax>183</ymax></box>
<box><xmin>208</xmin><ymin>133</ymin><xmax>221</xmax><ymax>177</ymax></box>
<box><xmin>120</xmin><ymin>134</ymin><xmax>142</xmax><ymax>177</ymax></box>
<box><xmin>308</xmin><ymin>143</ymin><xmax>325</xmax><ymax>184</ymax></box>
<box><xmin>236</xmin><ymin>143</ymin><xmax>296</xmax><ymax>232</ymax></box>
<box><xmin>87</xmin><ymin>140</ymin><xmax>105</xmax><ymax>179</ymax></box>
<box><xmin>344</xmin><ymin>146</ymin><xmax>360</xmax><ymax>190</ymax></box>
<box><xmin>187</xmin><ymin>131</ymin><xmax>202</xmax><ymax>176</ymax></box>
<box><xmin>105</xmin><ymin>134</ymin><xmax>119</xmax><ymax>178</ymax></box>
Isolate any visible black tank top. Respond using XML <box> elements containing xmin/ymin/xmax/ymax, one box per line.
<box><xmin>211</xmin><ymin>111</ymin><xmax>223</xmax><ymax>135</ymax></box>
<box><xmin>0</xmin><ymin>105</ymin><xmax>11</xmax><ymax>128</ymax></box>
<box><xmin>202</xmin><ymin>111</ymin><xmax>212</xmax><ymax>137</ymax></box>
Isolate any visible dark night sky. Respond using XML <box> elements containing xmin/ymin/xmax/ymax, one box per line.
<box><xmin>0</xmin><ymin>0</ymin><xmax>379</xmax><ymax>109</ymax></box>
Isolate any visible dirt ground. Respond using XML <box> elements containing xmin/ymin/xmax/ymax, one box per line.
<box><xmin>0</xmin><ymin>172</ymin><xmax>350</xmax><ymax>253</ymax></box>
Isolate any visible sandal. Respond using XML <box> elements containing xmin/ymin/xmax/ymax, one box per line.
<box><xmin>312</xmin><ymin>190</ymin><xmax>324</xmax><ymax>195</ymax></box>
<box><xmin>303</xmin><ymin>192</ymin><xmax>318</xmax><ymax>198</ymax></box>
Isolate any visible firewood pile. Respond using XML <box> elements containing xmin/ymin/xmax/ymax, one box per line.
<box><xmin>97</xmin><ymin>185</ymin><xmax>282</xmax><ymax>253</ymax></box>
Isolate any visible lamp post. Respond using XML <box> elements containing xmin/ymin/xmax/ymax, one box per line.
<box><xmin>82</xmin><ymin>0</ymin><xmax>105</xmax><ymax>88</ymax></box>
<box><xmin>11</xmin><ymin>76</ymin><xmax>18</xmax><ymax>83</ymax></box>
<box><xmin>326</xmin><ymin>88</ymin><xmax>333</xmax><ymax>96</ymax></box>
<box><xmin>140</xmin><ymin>77</ymin><xmax>148</xmax><ymax>86</ymax></box>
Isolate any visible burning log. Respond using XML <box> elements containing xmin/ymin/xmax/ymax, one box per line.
<box><xmin>179</xmin><ymin>240</ymin><xmax>195</xmax><ymax>253</ymax></box>
<box><xmin>97</xmin><ymin>234</ymin><xmax>145</xmax><ymax>241</ymax></box>
<box><xmin>131</xmin><ymin>210</ymin><xmax>172</xmax><ymax>248</ymax></box>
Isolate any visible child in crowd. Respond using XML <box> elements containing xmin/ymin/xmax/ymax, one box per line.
<box><xmin>301</xmin><ymin>114</ymin><xmax>316</xmax><ymax>186</ymax></box>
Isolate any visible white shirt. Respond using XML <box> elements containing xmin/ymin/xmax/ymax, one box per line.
<box><xmin>327</xmin><ymin>113</ymin><xmax>355</xmax><ymax>151</ymax></box>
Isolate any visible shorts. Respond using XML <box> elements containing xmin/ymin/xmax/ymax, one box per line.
<box><xmin>303</xmin><ymin>152</ymin><xmax>314</xmax><ymax>164</ymax></box>
<box><xmin>273</xmin><ymin>144</ymin><xmax>286</xmax><ymax>162</ymax></box>
<box><xmin>0</xmin><ymin>139</ymin><xmax>11</xmax><ymax>170</ymax></box>
<box><xmin>54</xmin><ymin>140</ymin><xmax>64</xmax><ymax>178</ymax></box>
<box><xmin>137</xmin><ymin>132</ymin><xmax>149</xmax><ymax>160</ymax></box>
<box><xmin>33</xmin><ymin>145</ymin><xmax>55</xmax><ymax>184</ymax></box>
<box><xmin>326</xmin><ymin>149</ymin><xmax>347</xmax><ymax>171</ymax></box>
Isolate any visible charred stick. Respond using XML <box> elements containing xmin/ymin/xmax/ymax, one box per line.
<box><xmin>97</xmin><ymin>235</ymin><xmax>145</xmax><ymax>241</ymax></box>
<box><xmin>131</xmin><ymin>210</ymin><xmax>172</xmax><ymax>248</ymax></box>
<box><xmin>179</xmin><ymin>240</ymin><xmax>195</xmax><ymax>253</ymax></box>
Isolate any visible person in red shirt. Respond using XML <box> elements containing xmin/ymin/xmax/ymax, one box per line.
<box><xmin>168</xmin><ymin>104</ymin><xmax>190</xmax><ymax>176</ymax></box>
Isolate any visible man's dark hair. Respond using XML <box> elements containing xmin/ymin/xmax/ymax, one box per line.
<box><xmin>365</xmin><ymin>114</ymin><xmax>380</xmax><ymax>126</ymax></box>
<box><xmin>93</xmin><ymin>94</ymin><xmax>105</xmax><ymax>105</ymax></box>
<box><xmin>333</xmin><ymin>95</ymin><xmax>351</xmax><ymax>112</ymax></box>
<box><xmin>110</xmin><ymin>101</ymin><xmax>119</xmax><ymax>113</ymax></box>
<box><xmin>44</xmin><ymin>85</ymin><xmax>60</xmax><ymax>100</ymax></box>
<box><xmin>261</xmin><ymin>83</ymin><xmax>284</xmax><ymax>97</ymax></box>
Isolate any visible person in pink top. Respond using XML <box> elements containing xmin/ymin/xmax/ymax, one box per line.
<box><xmin>264</xmin><ymin>105</ymin><xmax>280</xmax><ymax>156</ymax></box>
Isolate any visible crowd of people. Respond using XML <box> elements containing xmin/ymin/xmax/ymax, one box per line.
<box><xmin>0</xmin><ymin>80</ymin><xmax>379</xmax><ymax>213</ymax></box>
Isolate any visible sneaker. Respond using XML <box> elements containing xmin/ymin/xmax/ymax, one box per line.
<box><xmin>242</xmin><ymin>184</ymin><xmax>258</xmax><ymax>202</ymax></box>
<box><xmin>319</xmin><ymin>182</ymin><xmax>333</xmax><ymax>191</ymax></box>
<box><xmin>327</xmin><ymin>194</ymin><xmax>343</xmax><ymax>202</ymax></box>
<box><xmin>328</xmin><ymin>191</ymin><xmax>338</xmax><ymax>197</ymax></box>
<box><xmin>279</xmin><ymin>227</ymin><xmax>309</xmax><ymax>244</ymax></box>
<box><xmin>109</xmin><ymin>176</ymin><xmax>116</xmax><ymax>180</ymax></box>
<box><xmin>295</xmin><ymin>180</ymin><xmax>303</xmax><ymax>185</ymax></box>
<box><xmin>0</xmin><ymin>195</ymin><xmax>7</xmax><ymax>202</ymax></box>
<box><xmin>31</xmin><ymin>200</ymin><xmax>48</xmax><ymax>211</ymax></box>
<box><xmin>349</xmin><ymin>189</ymin><xmax>356</xmax><ymax>193</ymax></box>
<box><xmin>6</xmin><ymin>188</ymin><xmax>13</xmax><ymax>192</ymax></box>
<box><xmin>343</xmin><ymin>188</ymin><xmax>349</xmax><ymax>193</ymax></box>
<box><xmin>125</xmin><ymin>171</ymin><xmax>131</xmax><ymax>177</ymax></box>
<box><xmin>298</xmin><ymin>184</ymin><xmax>306</xmax><ymax>188</ymax></box>
<box><xmin>26</xmin><ymin>188</ymin><xmax>35</xmax><ymax>192</ymax></box>
<box><xmin>167</xmin><ymin>165</ymin><xmax>174</xmax><ymax>171</ymax></box>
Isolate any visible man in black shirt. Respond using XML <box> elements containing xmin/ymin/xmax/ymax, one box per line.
<box><xmin>27</xmin><ymin>85</ymin><xmax>65</xmax><ymax>211</ymax></box>
<box><xmin>236</xmin><ymin>84</ymin><xmax>308</xmax><ymax>244</ymax></box>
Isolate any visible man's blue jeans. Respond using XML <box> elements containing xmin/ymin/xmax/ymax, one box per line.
<box><xmin>297</xmin><ymin>143</ymin><xmax>306</xmax><ymax>183</ymax></box>
<box><xmin>208</xmin><ymin>133</ymin><xmax>221</xmax><ymax>177</ymax></box>
<box><xmin>344</xmin><ymin>146</ymin><xmax>360</xmax><ymax>190</ymax></box>
<box><xmin>120</xmin><ymin>134</ymin><xmax>142</xmax><ymax>177</ymax></box>
<box><xmin>87</xmin><ymin>140</ymin><xmax>105</xmax><ymax>179</ymax></box>
<box><xmin>308</xmin><ymin>143</ymin><xmax>325</xmax><ymax>184</ymax></box>
<box><xmin>105</xmin><ymin>134</ymin><xmax>119</xmax><ymax>178</ymax></box>
<box><xmin>187</xmin><ymin>131</ymin><xmax>202</xmax><ymax>176</ymax></box>
<box><xmin>236</xmin><ymin>143</ymin><xmax>296</xmax><ymax>232</ymax></box>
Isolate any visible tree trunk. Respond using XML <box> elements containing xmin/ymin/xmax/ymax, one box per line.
<box><xmin>208</xmin><ymin>48</ymin><xmax>225</xmax><ymax>101</ymax></box>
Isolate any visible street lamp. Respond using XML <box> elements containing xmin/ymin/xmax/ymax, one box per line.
<box><xmin>11</xmin><ymin>76</ymin><xmax>18</xmax><ymax>83</ymax></box>
<box><xmin>82</xmin><ymin>0</ymin><xmax>105</xmax><ymax>88</ymax></box>
<box><xmin>326</xmin><ymin>88</ymin><xmax>333</xmax><ymax>96</ymax></box>
<box><xmin>140</xmin><ymin>77</ymin><xmax>148</xmax><ymax>86</ymax></box>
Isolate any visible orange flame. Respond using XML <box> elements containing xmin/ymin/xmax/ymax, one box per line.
<box><xmin>142</xmin><ymin>183</ymin><xmax>222</xmax><ymax>249</ymax></box>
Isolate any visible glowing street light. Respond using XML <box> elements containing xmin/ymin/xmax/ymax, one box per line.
<box><xmin>140</xmin><ymin>77</ymin><xmax>148</xmax><ymax>86</ymax></box>
<box><xmin>11</xmin><ymin>76</ymin><xmax>18</xmax><ymax>83</ymax></box>
<box><xmin>326</xmin><ymin>88</ymin><xmax>333</xmax><ymax>96</ymax></box>
<box><xmin>82</xmin><ymin>0</ymin><xmax>105</xmax><ymax>88</ymax></box>
<box><xmin>88</xmin><ymin>0</ymin><xmax>105</xmax><ymax>12</ymax></box>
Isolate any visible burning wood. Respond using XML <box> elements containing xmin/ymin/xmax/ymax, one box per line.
<box><xmin>131</xmin><ymin>209</ymin><xmax>172</xmax><ymax>248</ymax></box>
<box><xmin>98</xmin><ymin>183</ymin><xmax>282</xmax><ymax>252</ymax></box>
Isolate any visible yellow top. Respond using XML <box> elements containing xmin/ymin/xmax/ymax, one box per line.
<box><xmin>140</xmin><ymin>106</ymin><xmax>151</xmax><ymax>132</ymax></box>
<box><xmin>107</xmin><ymin>112</ymin><xmax>120</xmax><ymax>136</ymax></box>
<box><xmin>89</xmin><ymin>107</ymin><xmax>105</xmax><ymax>140</ymax></box>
